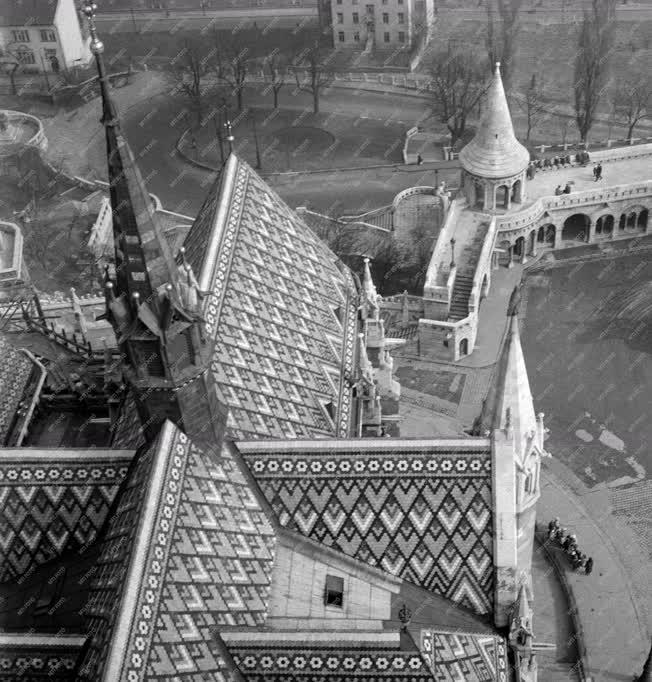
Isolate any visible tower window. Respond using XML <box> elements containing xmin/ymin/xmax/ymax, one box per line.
<box><xmin>324</xmin><ymin>575</ymin><xmax>344</xmax><ymax>607</ymax></box>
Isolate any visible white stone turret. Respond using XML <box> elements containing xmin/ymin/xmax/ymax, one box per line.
<box><xmin>460</xmin><ymin>63</ymin><xmax>530</xmax><ymax>211</ymax></box>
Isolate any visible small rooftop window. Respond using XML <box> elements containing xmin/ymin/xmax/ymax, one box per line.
<box><xmin>324</xmin><ymin>574</ymin><xmax>344</xmax><ymax>607</ymax></box>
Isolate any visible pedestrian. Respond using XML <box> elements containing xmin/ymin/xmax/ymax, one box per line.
<box><xmin>593</xmin><ymin>164</ymin><xmax>598</xmax><ymax>180</ymax></box>
<box><xmin>417</xmin><ymin>153</ymin><xmax>423</xmax><ymax>165</ymax></box>
<box><xmin>563</xmin><ymin>182</ymin><xmax>572</xmax><ymax>194</ymax></box>
<box><xmin>548</xmin><ymin>518</ymin><xmax>558</xmax><ymax>533</ymax></box>
<box><xmin>596</xmin><ymin>162</ymin><xmax>602</xmax><ymax>180</ymax></box>
<box><xmin>563</xmin><ymin>535</ymin><xmax>573</xmax><ymax>552</ymax></box>
<box><xmin>565</xmin><ymin>154</ymin><xmax>572</xmax><ymax>165</ymax></box>
<box><xmin>555</xmin><ymin>184</ymin><xmax>563</xmax><ymax>196</ymax></box>
<box><xmin>585</xmin><ymin>557</ymin><xmax>593</xmax><ymax>575</ymax></box>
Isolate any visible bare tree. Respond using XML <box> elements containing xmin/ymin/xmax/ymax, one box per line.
<box><xmin>262</xmin><ymin>48</ymin><xmax>289</xmax><ymax>109</ymax></box>
<box><xmin>210</xmin><ymin>31</ymin><xmax>251</xmax><ymax>112</ymax></box>
<box><xmin>0</xmin><ymin>50</ymin><xmax>22</xmax><ymax>96</ymax></box>
<box><xmin>573</xmin><ymin>0</ymin><xmax>616</xmax><ymax>142</ymax></box>
<box><xmin>515</xmin><ymin>74</ymin><xmax>547</xmax><ymax>142</ymax></box>
<box><xmin>167</xmin><ymin>37</ymin><xmax>211</xmax><ymax>130</ymax></box>
<box><xmin>485</xmin><ymin>0</ymin><xmax>522</xmax><ymax>95</ymax></box>
<box><xmin>293</xmin><ymin>40</ymin><xmax>334</xmax><ymax>114</ymax></box>
<box><xmin>428</xmin><ymin>46</ymin><xmax>488</xmax><ymax>147</ymax></box>
<box><xmin>612</xmin><ymin>69</ymin><xmax>651</xmax><ymax>141</ymax></box>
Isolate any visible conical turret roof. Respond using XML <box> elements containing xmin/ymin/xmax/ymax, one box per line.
<box><xmin>459</xmin><ymin>63</ymin><xmax>530</xmax><ymax>179</ymax></box>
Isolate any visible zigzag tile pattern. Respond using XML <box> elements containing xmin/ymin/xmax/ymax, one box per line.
<box><xmin>189</xmin><ymin>158</ymin><xmax>357</xmax><ymax>440</ymax></box>
<box><xmin>228</xmin><ymin>644</ymin><xmax>434</xmax><ymax>681</ymax></box>
<box><xmin>420</xmin><ymin>630</ymin><xmax>508</xmax><ymax>682</ymax></box>
<box><xmin>0</xmin><ymin>453</ymin><xmax>132</xmax><ymax>583</ymax></box>
<box><xmin>81</xmin><ymin>424</ymin><xmax>277</xmax><ymax>681</ymax></box>
<box><xmin>245</xmin><ymin>444</ymin><xmax>494</xmax><ymax>615</ymax></box>
<box><xmin>0</xmin><ymin>336</ymin><xmax>35</xmax><ymax>444</ymax></box>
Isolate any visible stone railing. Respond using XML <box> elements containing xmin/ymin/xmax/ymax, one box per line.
<box><xmin>0</xmin><ymin>221</ymin><xmax>24</xmax><ymax>284</ymax></box>
<box><xmin>0</xmin><ymin>110</ymin><xmax>46</xmax><ymax>157</ymax></box>
<box><xmin>423</xmin><ymin>197</ymin><xmax>464</xmax><ymax>316</ymax></box>
<box><xmin>340</xmin><ymin>204</ymin><xmax>394</xmax><ymax>231</ymax></box>
<box><xmin>469</xmin><ymin>216</ymin><xmax>497</xmax><ymax>314</ymax></box>
<box><xmin>497</xmin><ymin>181</ymin><xmax>652</xmax><ymax>234</ymax></box>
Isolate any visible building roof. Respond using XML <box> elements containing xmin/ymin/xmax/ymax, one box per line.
<box><xmin>237</xmin><ymin>438</ymin><xmax>495</xmax><ymax>615</ymax></box>
<box><xmin>0</xmin><ymin>448</ymin><xmax>133</xmax><ymax>583</ymax></box>
<box><xmin>77</xmin><ymin>421</ymin><xmax>278</xmax><ymax>681</ymax></box>
<box><xmin>183</xmin><ymin>154</ymin><xmax>359</xmax><ymax>441</ymax></box>
<box><xmin>0</xmin><ymin>335</ymin><xmax>43</xmax><ymax>446</ymax></box>
<box><xmin>0</xmin><ymin>0</ymin><xmax>59</xmax><ymax>26</ymax></box>
<box><xmin>420</xmin><ymin>629</ymin><xmax>508</xmax><ymax>682</ymax></box>
<box><xmin>459</xmin><ymin>63</ymin><xmax>530</xmax><ymax>180</ymax></box>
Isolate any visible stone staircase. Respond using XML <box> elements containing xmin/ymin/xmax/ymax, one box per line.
<box><xmin>448</xmin><ymin>272</ymin><xmax>474</xmax><ymax>320</ymax></box>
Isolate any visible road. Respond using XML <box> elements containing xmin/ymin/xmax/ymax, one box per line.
<box><xmin>115</xmin><ymin>79</ymin><xmax>461</xmax><ymax>215</ymax></box>
<box><xmin>94</xmin><ymin>7</ymin><xmax>318</xmax><ymax>30</ymax></box>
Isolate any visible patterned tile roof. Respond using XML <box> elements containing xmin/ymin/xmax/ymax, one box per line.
<box><xmin>78</xmin><ymin>421</ymin><xmax>277</xmax><ymax>681</ymax></box>
<box><xmin>420</xmin><ymin>629</ymin><xmax>508</xmax><ymax>682</ymax></box>
<box><xmin>0</xmin><ymin>633</ymin><xmax>87</xmax><ymax>681</ymax></box>
<box><xmin>238</xmin><ymin>439</ymin><xmax>495</xmax><ymax>615</ymax></box>
<box><xmin>0</xmin><ymin>335</ymin><xmax>40</xmax><ymax>446</ymax></box>
<box><xmin>183</xmin><ymin>155</ymin><xmax>358</xmax><ymax>441</ymax></box>
<box><xmin>0</xmin><ymin>449</ymin><xmax>133</xmax><ymax>583</ymax></box>
<box><xmin>225</xmin><ymin>635</ymin><xmax>434</xmax><ymax>681</ymax></box>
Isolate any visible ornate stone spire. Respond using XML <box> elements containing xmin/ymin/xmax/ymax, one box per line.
<box><xmin>83</xmin><ymin>0</ymin><xmax>179</xmax><ymax>304</ymax></box>
<box><xmin>480</xmin><ymin>285</ymin><xmax>537</xmax><ymax>459</ymax></box>
<box><xmin>459</xmin><ymin>62</ymin><xmax>530</xmax><ymax>179</ymax></box>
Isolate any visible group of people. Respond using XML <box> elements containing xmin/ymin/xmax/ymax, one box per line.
<box><xmin>548</xmin><ymin>518</ymin><xmax>594</xmax><ymax>574</ymax></box>
<box><xmin>554</xmin><ymin>183</ymin><xmax>573</xmax><ymax>195</ymax></box>
<box><xmin>592</xmin><ymin>163</ymin><xmax>603</xmax><ymax>181</ymax></box>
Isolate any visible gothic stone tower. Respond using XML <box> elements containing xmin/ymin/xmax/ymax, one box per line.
<box><xmin>477</xmin><ymin>287</ymin><xmax>548</xmax><ymax>626</ymax></box>
<box><xmin>84</xmin><ymin>2</ymin><xmax>228</xmax><ymax>447</ymax></box>
<box><xmin>459</xmin><ymin>62</ymin><xmax>530</xmax><ymax>212</ymax></box>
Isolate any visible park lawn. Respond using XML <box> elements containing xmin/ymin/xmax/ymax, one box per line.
<box><xmin>187</xmin><ymin>105</ymin><xmax>407</xmax><ymax>171</ymax></box>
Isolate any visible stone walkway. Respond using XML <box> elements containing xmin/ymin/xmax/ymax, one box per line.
<box><xmin>538</xmin><ymin>460</ymin><xmax>650</xmax><ymax>681</ymax></box>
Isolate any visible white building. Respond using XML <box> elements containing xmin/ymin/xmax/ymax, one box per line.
<box><xmin>0</xmin><ymin>0</ymin><xmax>91</xmax><ymax>73</ymax></box>
<box><xmin>330</xmin><ymin>0</ymin><xmax>432</xmax><ymax>52</ymax></box>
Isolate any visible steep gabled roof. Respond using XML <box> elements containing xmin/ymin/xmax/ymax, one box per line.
<box><xmin>459</xmin><ymin>62</ymin><xmax>529</xmax><ymax>179</ymax></box>
<box><xmin>182</xmin><ymin>155</ymin><xmax>359</xmax><ymax>441</ymax></box>
<box><xmin>78</xmin><ymin>421</ymin><xmax>277</xmax><ymax>681</ymax></box>
<box><xmin>237</xmin><ymin>438</ymin><xmax>495</xmax><ymax>616</ymax></box>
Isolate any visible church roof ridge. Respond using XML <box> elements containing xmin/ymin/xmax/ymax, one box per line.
<box><xmin>459</xmin><ymin>62</ymin><xmax>530</xmax><ymax>179</ymax></box>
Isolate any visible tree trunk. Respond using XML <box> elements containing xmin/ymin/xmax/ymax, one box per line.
<box><xmin>9</xmin><ymin>67</ymin><xmax>18</xmax><ymax>96</ymax></box>
<box><xmin>627</xmin><ymin>120</ymin><xmax>636</xmax><ymax>141</ymax></box>
<box><xmin>313</xmin><ymin>90</ymin><xmax>319</xmax><ymax>113</ymax></box>
<box><xmin>273</xmin><ymin>87</ymin><xmax>279</xmax><ymax>108</ymax></box>
<box><xmin>237</xmin><ymin>87</ymin><xmax>244</xmax><ymax>111</ymax></box>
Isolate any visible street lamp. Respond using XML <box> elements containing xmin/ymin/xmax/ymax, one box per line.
<box><xmin>224</xmin><ymin>119</ymin><xmax>234</xmax><ymax>154</ymax></box>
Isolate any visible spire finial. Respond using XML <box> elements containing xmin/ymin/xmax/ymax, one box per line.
<box><xmin>495</xmin><ymin>61</ymin><xmax>501</xmax><ymax>74</ymax></box>
<box><xmin>82</xmin><ymin>0</ymin><xmax>118</xmax><ymax>126</ymax></box>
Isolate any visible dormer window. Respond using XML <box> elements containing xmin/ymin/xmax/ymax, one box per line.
<box><xmin>324</xmin><ymin>575</ymin><xmax>344</xmax><ymax>607</ymax></box>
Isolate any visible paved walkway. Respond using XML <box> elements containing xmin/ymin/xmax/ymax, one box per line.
<box><xmin>538</xmin><ymin>460</ymin><xmax>650</xmax><ymax>681</ymax></box>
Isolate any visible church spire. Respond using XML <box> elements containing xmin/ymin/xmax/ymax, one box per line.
<box><xmin>83</xmin><ymin>0</ymin><xmax>179</xmax><ymax>304</ymax></box>
<box><xmin>480</xmin><ymin>285</ymin><xmax>537</xmax><ymax>459</ymax></box>
<box><xmin>85</xmin><ymin>1</ymin><xmax>228</xmax><ymax>447</ymax></box>
<box><xmin>459</xmin><ymin>62</ymin><xmax>530</xmax><ymax>179</ymax></box>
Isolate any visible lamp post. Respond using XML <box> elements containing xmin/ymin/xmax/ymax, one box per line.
<box><xmin>225</xmin><ymin>119</ymin><xmax>234</xmax><ymax>155</ymax></box>
<box><xmin>251</xmin><ymin>111</ymin><xmax>261</xmax><ymax>170</ymax></box>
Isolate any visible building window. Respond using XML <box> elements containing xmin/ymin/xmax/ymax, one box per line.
<box><xmin>324</xmin><ymin>575</ymin><xmax>344</xmax><ymax>607</ymax></box>
<box><xmin>352</xmin><ymin>12</ymin><xmax>359</xmax><ymax>22</ymax></box>
<box><xmin>40</xmin><ymin>29</ymin><xmax>56</xmax><ymax>42</ymax></box>
<box><xmin>338</xmin><ymin>30</ymin><xmax>345</xmax><ymax>41</ymax></box>
<box><xmin>398</xmin><ymin>11</ymin><xmax>405</xmax><ymax>22</ymax></box>
<box><xmin>353</xmin><ymin>31</ymin><xmax>360</xmax><ymax>41</ymax></box>
<box><xmin>384</xmin><ymin>31</ymin><xmax>390</xmax><ymax>41</ymax></box>
<box><xmin>15</xmin><ymin>47</ymin><xmax>36</xmax><ymax>64</ymax></box>
<box><xmin>337</xmin><ymin>11</ymin><xmax>343</xmax><ymax>22</ymax></box>
<box><xmin>398</xmin><ymin>30</ymin><xmax>405</xmax><ymax>42</ymax></box>
<box><xmin>336</xmin><ymin>0</ymin><xmax>342</xmax><ymax>5</ymax></box>
<box><xmin>11</xmin><ymin>29</ymin><xmax>30</xmax><ymax>42</ymax></box>
<box><xmin>366</xmin><ymin>3</ymin><xmax>374</xmax><ymax>13</ymax></box>
<box><xmin>382</xmin><ymin>0</ymin><xmax>388</xmax><ymax>4</ymax></box>
<box><xmin>382</xmin><ymin>12</ymin><xmax>389</xmax><ymax>22</ymax></box>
